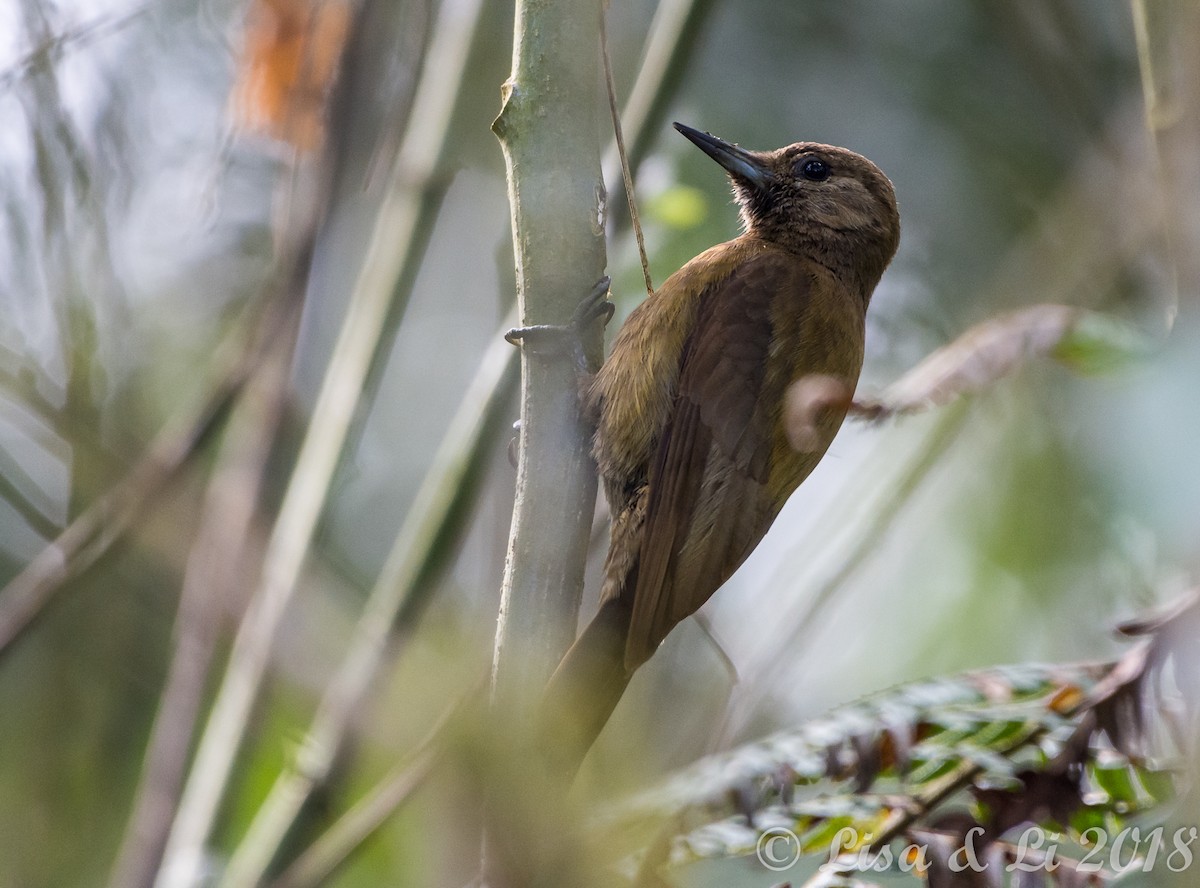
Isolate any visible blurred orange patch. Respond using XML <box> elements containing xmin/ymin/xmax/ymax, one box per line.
<box><xmin>1047</xmin><ymin>682</ymin><xmax>1086</xmax><ymax>715</ymax></box>
<box><xmin>230</xmin><ymin>0</ymin><xmax>351</xmax><ymax>151</ymax></box>
<box><xmin>901</xmin><ymin>843</ymin><xmax>928</xmax><ymax>875</ymax></box>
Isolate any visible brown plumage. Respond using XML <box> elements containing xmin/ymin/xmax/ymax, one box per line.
<box><xmin>542</xmin><ymin>123</ymin><xmax>901</xmax><ymax>775</ymax></box>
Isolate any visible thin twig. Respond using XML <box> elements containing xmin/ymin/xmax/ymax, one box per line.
<box><xmin>600</xmin><ymin>1</ymin><xmax>652</xmax><ymax>297</ymax></box>
<box><xmin>0</xmin><ymin>3</ymin><xmax>150</xmax><ymax>91</ymax></box>
<box><xmin>0</xmin><ymin>451</ymin><xmax>61</xmax><ymax>540</ymax></box>
<box><xmin>277</xmin><ymin>751</ymin><xmax>437</xmax><ymax>888</ymax></box>
<box><xmin>1129</xmin><ymin>0</ymin><xmax>1180</xmax><ymax>330</ymax></box>
<box><xmin>601</xmin><ymin>0</ymin><xmax>716</xmax><ymax>232</ymax></box>
<box><xmin>0</xmin><ymin>358</ymin><xmax>70</xmax><ymax>440</ymax></box>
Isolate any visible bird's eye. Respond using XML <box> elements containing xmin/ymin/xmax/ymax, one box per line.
<box><xmin>797</xmin><ymin>157</ymin><xmax>829</xmax><ymax>181</ymax></box>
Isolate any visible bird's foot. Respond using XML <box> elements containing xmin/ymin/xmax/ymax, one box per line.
<box><xmin>505</xmin><ymin>276</ymin><xmax>613</xmax><ymax>374</ymax></box>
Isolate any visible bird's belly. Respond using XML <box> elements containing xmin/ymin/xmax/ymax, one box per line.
<box><xmin>764</xmin><ymin>308</ymin><xmax>865</xmax><ymax>506</ymax></box>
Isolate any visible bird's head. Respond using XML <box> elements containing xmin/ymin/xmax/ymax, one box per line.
<box><xmin>674</xmin><ymin>122</ymin><xmax>900</xmax><ymax>294</ymax></box>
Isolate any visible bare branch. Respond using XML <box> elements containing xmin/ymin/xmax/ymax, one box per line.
<box><xmin>490</xmin><ymin>0</ymin><xmax>607</xmax><ymax>716</ymax></box>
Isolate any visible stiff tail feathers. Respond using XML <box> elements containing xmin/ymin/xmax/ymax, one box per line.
<box><xmin>539</xmin><ymin>596</ymin><xmax>633</xmax><ymax>780</ymax></box>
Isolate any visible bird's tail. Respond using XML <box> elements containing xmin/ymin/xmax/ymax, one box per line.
<box><xmin>539</xmin><ymin>596</ymin><xmax>634</xmax><ymax>780</ymax></box>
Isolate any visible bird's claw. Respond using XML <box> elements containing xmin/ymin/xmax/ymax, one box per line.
<box><xmin>574</xmin><ymin>276</ymin><xmax>615</xmax><ymax>330</ymax></box>
<box><xmin>504</xmin><ymin>277</ymin><xmax>613</xmax><ymax>368</ymax></box>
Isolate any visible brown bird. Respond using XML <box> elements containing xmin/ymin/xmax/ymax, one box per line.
<box><xmin>542</xmin><ymin>122</ymin><xmax>901</xmax><ymax>775</ymax></box>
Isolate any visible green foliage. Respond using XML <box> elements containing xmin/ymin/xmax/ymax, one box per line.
<box><xmin>603</xmin><ymin>598</ymin><xmax>1195</xmax><ymax>888</ymax></box>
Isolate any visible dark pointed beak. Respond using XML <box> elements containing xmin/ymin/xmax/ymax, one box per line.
<box><xmin>673</xmin><ymin>122</ymin><xmax>774</xmax><ymax>191</ymax></box>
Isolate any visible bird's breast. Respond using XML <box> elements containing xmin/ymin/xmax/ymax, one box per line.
<box><xmin>762</xmin><ymin>264</ymin><xmax>866</xmax><ymax>506</ymax></box>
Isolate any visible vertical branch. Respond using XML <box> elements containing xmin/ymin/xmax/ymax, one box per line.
<box><xmin>600</xmin><ymin>6</ymin><xmax>652</xmax><ymax>297</ymax></box>
<box><xmin>484</xmin><ymin>6</ymin><xmax>607</xmax><ymax>869</ymax></box>
<box><xmin>490</xmin><ymin>2</ymin><xmax>607</xmax><ymax>706</ymax></box>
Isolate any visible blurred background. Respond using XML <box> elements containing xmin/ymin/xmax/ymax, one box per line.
<box><xmin>0</xmin><ymin>0</ymin><xmax>1196</xmax><ymax>886</ymax></box>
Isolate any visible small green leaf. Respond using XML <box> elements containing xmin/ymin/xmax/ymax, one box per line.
<box><xmin>907</xmin><ymin>754</ymin><xmax>960</xmax><ymax>784</ymax></box>
<box><xmin>647</xmin><ymin>185</ymin><xmax>709</xmax><ymax>230</ymax></box>
<box><xmin>966</xmin><ymin>717</ymin><xmax>1027</xmax><ymax>748</ymax></box>
<box><xmin>1069</xmin><ymin>805</ymin><xmax>1109</xmax><ymax>835</ymax></box>
<box><xmin>1053</xmin><ymin>312</ymin><xmax>1154</xmax><ymax>374</ymax></box>
<box><xmin>1136</xmin><ymin>766</ymin><xmax>1178</xmax><ymax>804</ymax></box>
<box><xmin>1092</xmin><ymin>761</ymin><xmax>1139</xmax><ymax>804</ymax></box>
<box><xmin>798</xmin><ymin>815</ymin><xmax>858</xmax><ymax>854</ymax></box>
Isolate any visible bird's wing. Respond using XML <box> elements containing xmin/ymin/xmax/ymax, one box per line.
<box><xmin>624</xmin><ymin>251</ymin><xmax>813</xmax><ymax>670</ymax></box>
